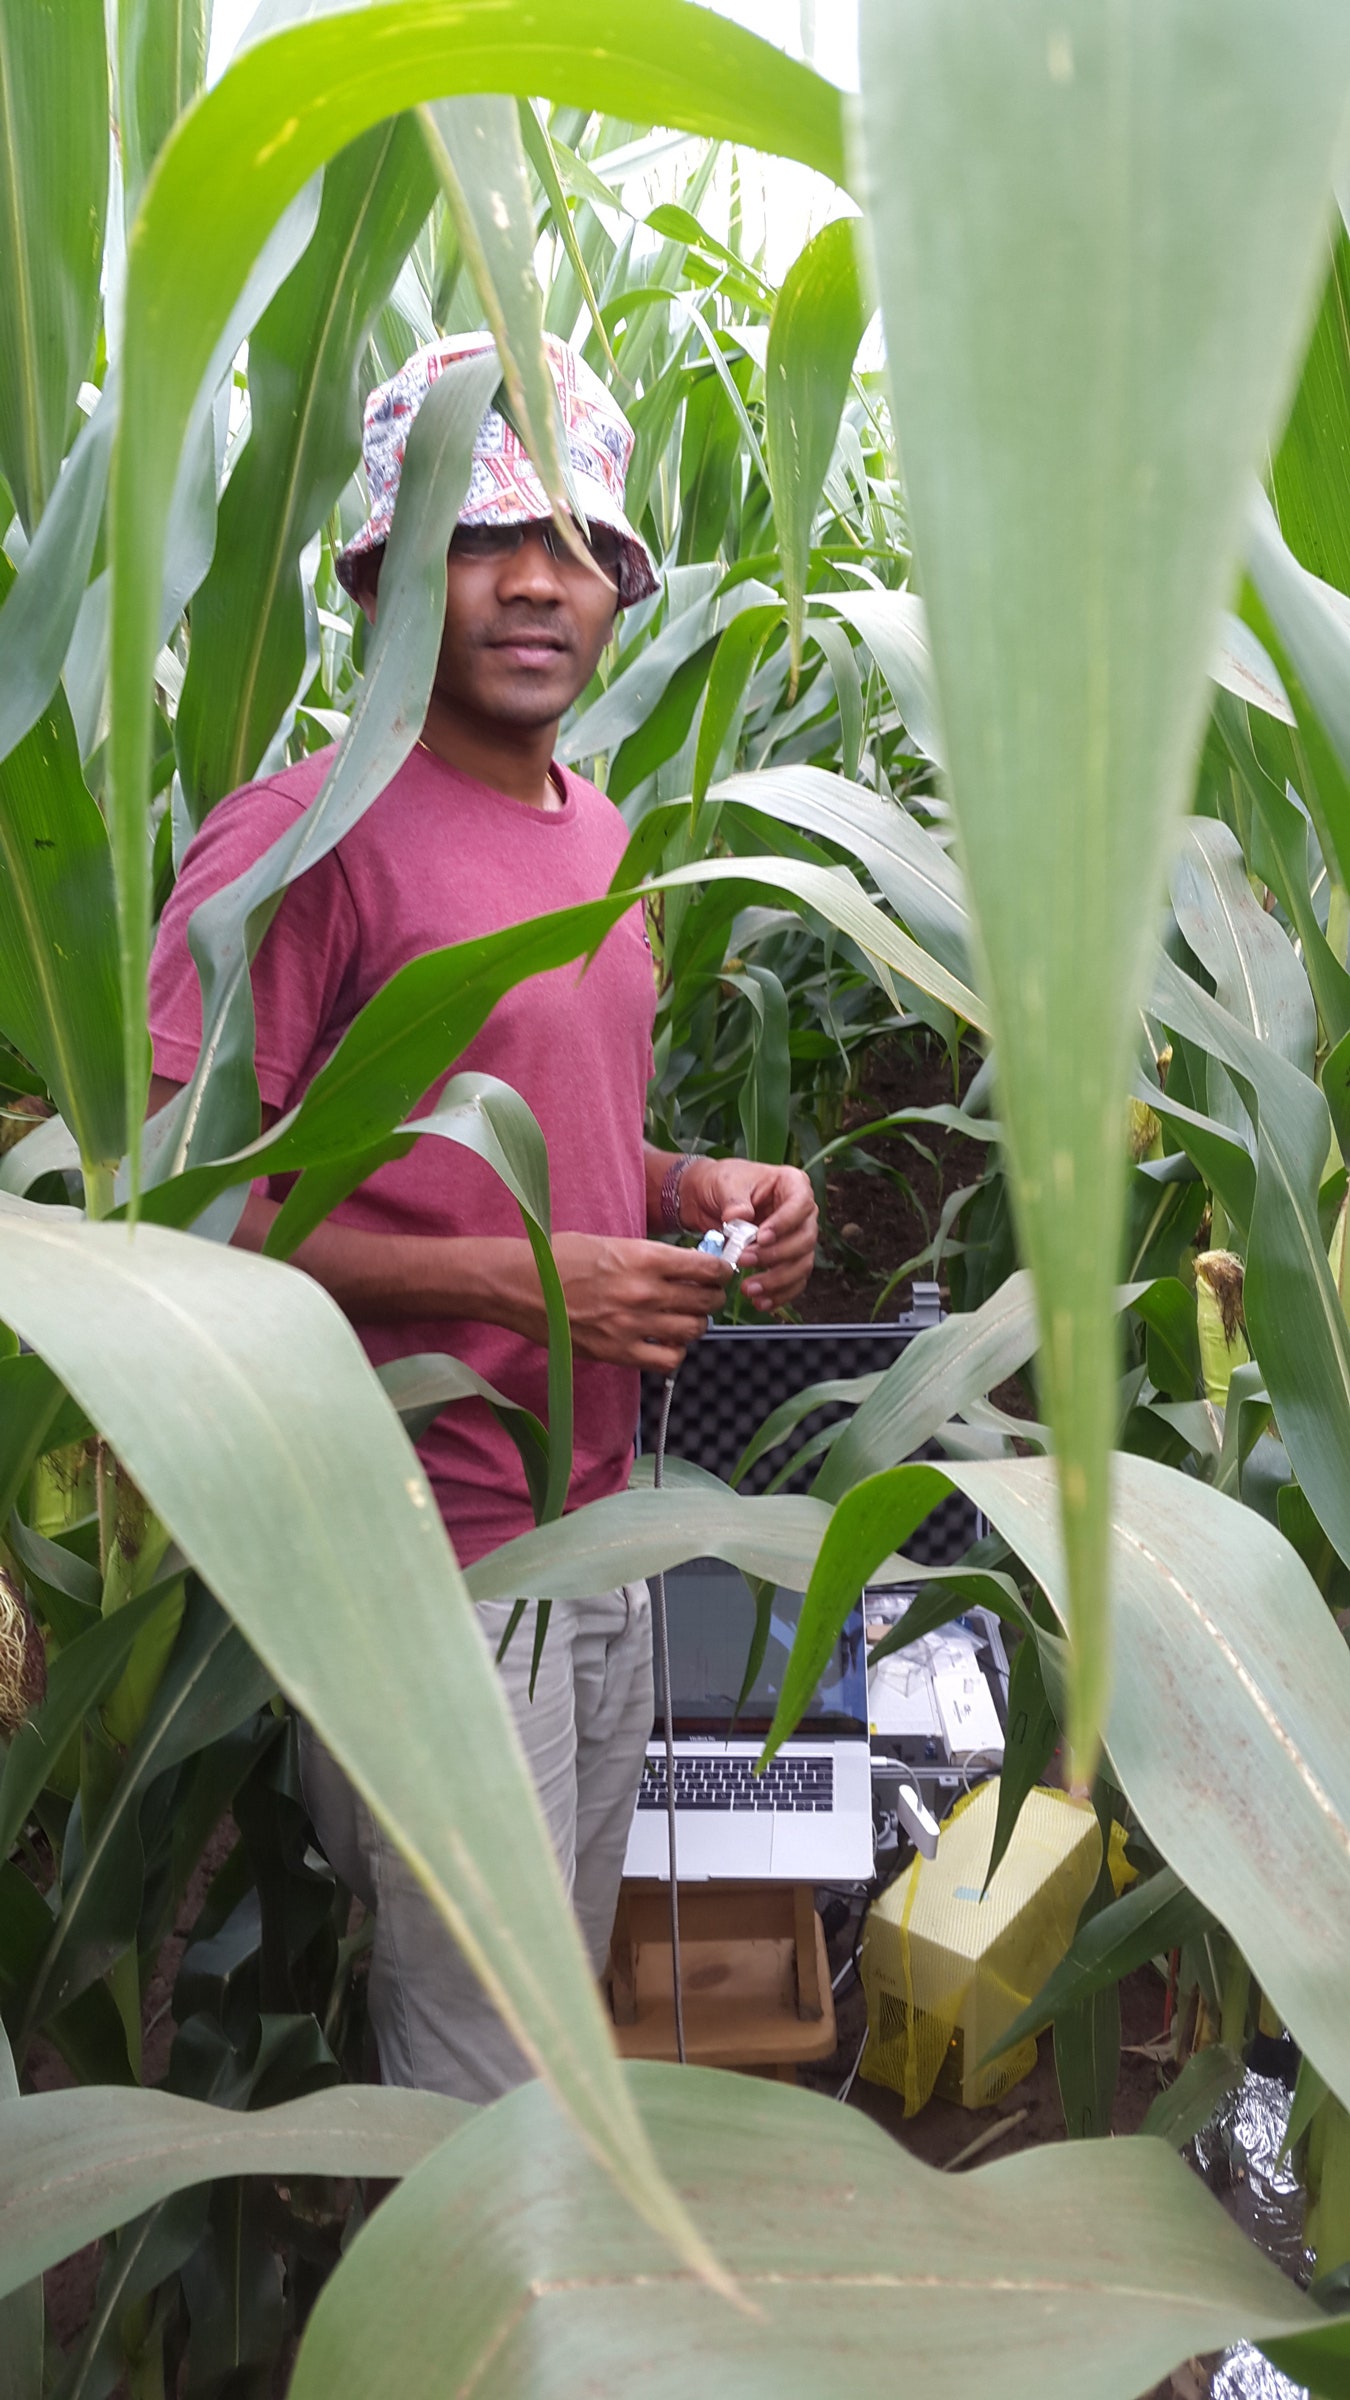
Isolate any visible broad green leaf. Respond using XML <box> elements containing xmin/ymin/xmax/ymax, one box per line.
<box><xmin>608</xmin><ymin>634</ymin><xmax>719</xmax><ymax>803</ymax></box>
<box><xmin>0</xmin><ymin>1198</ymin><xmax>722</xmax><ymax>2287</ymax></box>
<box><xmin>0</xmin><ymin>0</ymin><xmax>106</xmax><ymax>534</ymax></box>
<box><xmin>807</xmin><ymin>617</ymin><xmax>863</xmax><ymax>784</ymax></box>
<box><xmin>863</xmin><ymin>1569</ymin><xmax>1033</xmax><ymax>1670</ymax></box>
<box><xmin>1129</xmin><ymin>1278</ymin><xmax>1202</xmax><ymax>1405</ymax></box>
<box><xmin>0</xmin><ymin>1113</ymin><xmax>81</xmax><ymax>1200</ymax></box>
<box><xmin>0</xmin><ymin>1864</ymin><xmax>134</xmax><ymax>2087</ymax></box>
<box><xmin>764</xmin><ymin>218</ymin><xmax>866</xmax><ymax>676</ymax></box>
<box><xmin>289</xmin><ymin>2061</ymin><xmax>1329</xmax><ymax>2400</ymax></box>
<box><xmin>419</xmin><ymin>98</ymin><xmax>576</xmax><ymax>525</ymax></box>
<box><xmin>768</xmin><ymin>1461</ymin><xmax>962</xmax><ymax>1744</ymax></box>
<box><xmin>108</xmin><ymin>5</ymin><xmax>844</xmax><ymax>1192</ymax></box>
<box><xmin>690</xmin><ymin>603</ymin><xmax>781</xmax><ymax>821</ymax></box>
<box><xmin>859</xmin><ymin>0</ymin><xmax>1350</xmax><ymax>1775</ymax></box>
<box><xmin>729</xmin><ymin>1371</ymin><xmax>885</xmax><ymax>1491</ymax></box>
<box><xmin>1151</xmin><ymin>952</ymin><xmax>1350</xmax><ymax>1572</ymax></box>
<box><xmin>8</xmin><ymin>1510</ymin><xmax>101</xmax><ymax>1646</ymax></box>
<box><xmin>0</xmin><ymin>389</ymin><xmax>114</xmax><ymax>774</ymax></box>
<box><xmin>712</xmin><ymin>764</ymin><xmax>972</xmax><ymax>982</ymax></box>
<box><xmin>466</xmin><ymin>1487</ymin><xmax>842</xmax><ymax>1603</ymax></box>
<box><xmin>0</xmin><ymin>1347</ymin><xmax>78</xmax><ymax>1528</ymax></box>
<box><xmin>0</xmin><ymin>2086</ymin><xmax>467</xmax><ymax>2304</ymax></box>
<box><xmin>727</xmin><ymin>962</ymin><xmax>789</xmax><ymax>1167</ymax></box>
<box><xmin>813</xmin><ymin>1268</ymin><xmax>1039</xmax><ymax>1501</ymax></box>
<box><xmin>1140</xmin><ymin>1076</ymin><xmax>1256</xmax><ymax>1247</ymax></box>
<box><xmin>958</xmin><ymin>1452</ymin><xmax>1350</xmax><ymax>2117</ymax></box>
<box><xmin>644</xmin><ymin>202</ymin><xmax>773</xmax><ymax>304</ymax></box>
<box><xmin>159</xmin><ymin>347</ymin><xmax>502</xmax><ymax>1177</ymax></box>
<box><xmin>0</xmin><ymin>1581</ymin><xmax>177</xmax><ymax>1861</ymax></box>
<box><xmin>785</xmin><ymin>1445</ymin><xmax>1350</xmax><ymax>2109</ymax></box>
<box><xmin>141</xmin><ymin>899</ymin><xmax>639</xmax><ymax>1233</ymax></box>
<box><xmin>819</xmin><ymin>589</ymin><xmax>946</xmax><ymax>767</ymax></box>
<box><xmin>654</xmin><ymin>856</ymin><xmax>984</xmax><ymax>1030</ymax></box>
<box><xmin>1054</xmin><ymin>1942</ymin><xmax>1121</xmax><ymax>2143</ymax></box>
<box><xmin>1141</xmin><ymin>2047</ymin><xmax>1245</xmax><ymax>2149</ymax></box>
<box><xmin>269</xmin><ymin>1073</ymin><xmax>576</xmax><ymax>1525</ymax></box>
<box><xmin>1247</xmin><ymin>488</ymin><xmax>1350</xmax><ymax>888</ymax></box>
<box><xmin>1171</xmin><ymin>819</ymin><xmax>1316</xmax><ymax>1078</ymax></box>
<box><xmin>117</xmin><ymin>0</ymin><xmax>210</xmax><ymax>211</ymax></box>
<box><xmin>1211</xmin><ymin>613</ymin><xmax>1297</xmax><ymax>724</ymax></box>
<box><xmin>0</xmin><ymin>165</ymin><xmax>322</xmax><ymax>776</ymax></box>
<box><xmin>470</xmin><ymin>1476</ymin><xmax>1022</xmax><ymax>1631</ymax></box>
<box><xmin>1271</xmin><ymin>222</ymin><xmax>1350</xmax><ymax>599</ymax></box>
<box><xmin>981</xmin><ymin>1630</ymin><xmax>1060</xmax><ymax>1895</ymax></box>
<box><xmin>990</xmin><ymin>1868</ymin><xmax>1213</xmax><ymax>2059</ymax></box>
<box><xmin>174</xmin><ymin>117</ymin><xmax>438</xmax><ymax>819</ymax></box>
<box><xmin>1264</xmin><ymin>2323</ymin><xmax>1350</xmax><ymax>2396</ymax></box>
<box><xmin>1286</xmin><ymin>2054</ymin><xmax>1330</xmax><ymax>2161</ymax></box>
<box><xmin>817</xmin><ymin>588</ymin><xmax>1284</xmax><ymax>788</ymax></box>
<box><xmin>560</xmin><ymin>577</ymin><xmax>779</xmax><ymax>766</ymax></box>
<box><xmin>376</xmin><ymin>1352</ymin><xmax>549</xmax><ymax>1511</ymax></box>
<box><xmin>0</xmin><ymin>2025</ymin><xmax>40</xmax><ymax>2400</ymax></box>
<box><xmin>1210</xmin><ymin>696</ymin><xmax>1350</xmax><ymax>1049</ymax></box>
<box><xmin>673</xmin><ymin>330</ymin><xmax>763</xmax><ymax>551</ymax></box>
<box><xmin>138</xmin><ymin>850</ymin><xmax>984</xmax><ymax>1247</ymax></box>
<box><xmin>0</xmin><ymin>557</ymin><xmax>124</xmax><ymax>1181</ymax></box>
<box><xmin>517</xmin><ymin>101</ymin><xmax>617</xmax><ymax>374</ymax></box>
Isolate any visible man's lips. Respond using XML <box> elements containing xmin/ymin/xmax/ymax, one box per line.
<box><xmin>487</xmin><ymin>629</ymin><xmax>570</xmax><ymax>668</ymax></box>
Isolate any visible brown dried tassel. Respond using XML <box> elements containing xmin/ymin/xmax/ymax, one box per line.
<box><xmin>0</xmin><ymin>1568</ymin><xmax>46</xmax><ymax>1736</ymax></box>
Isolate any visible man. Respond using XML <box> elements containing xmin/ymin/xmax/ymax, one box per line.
<box><xmin>148</xmin><ymin>332</ymin><xmax>818</xmax><ymax>2099</ymax></box>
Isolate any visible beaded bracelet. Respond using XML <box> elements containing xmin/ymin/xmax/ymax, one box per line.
<box><xmin>659</xmin><ymin>1152</ymin><xmax>697</xmax><ymax>1234</ymax></box>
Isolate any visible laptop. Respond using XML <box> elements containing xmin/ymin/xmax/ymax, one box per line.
<box><xmin>623</xmin><ymin>1556</ymin><xmax>875</xmax><ymax>1882</ymax></box>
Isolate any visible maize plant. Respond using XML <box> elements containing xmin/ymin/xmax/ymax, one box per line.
<box><xmin>5</xmin><ymin>3</ymin><xmax>1350</xmax><ymax>2396</ymax></box>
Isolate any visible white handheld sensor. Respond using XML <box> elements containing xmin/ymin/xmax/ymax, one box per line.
<box><xmin>697</xmin><ymin>1218</ymin><xmax>756</xmax><ymax>1270</ymax></box>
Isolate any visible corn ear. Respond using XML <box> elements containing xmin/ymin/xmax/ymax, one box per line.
<box><xmin>0</xmin><ymin>1566</ymin><xmax>46</xmax><ymax>1735</ymax></box>
<box><xmin>1195</xmin><ymin>1249</ymin><xmax>1250</xmax><ymax>1409</ymax></box>
<box><xmin>1127</xmin><ymin>1098</ymin><xmax>1163</xmax><ymax>1162</ymax></box>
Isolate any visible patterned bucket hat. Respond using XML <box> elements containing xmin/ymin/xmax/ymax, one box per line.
<box><xmin>336</xmin><ymin>331</ymin><xmax>659</xmax><ymax>608</ymax></box>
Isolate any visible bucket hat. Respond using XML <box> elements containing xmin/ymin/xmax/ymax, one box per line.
<box><xmin>336</xmin><ymin>331</ymin><xmax>659</xmax><ymax>608</ymax></box>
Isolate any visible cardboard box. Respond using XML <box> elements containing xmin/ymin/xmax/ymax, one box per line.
<box><xmin>860</xmin><ymin>1778</ymin><xmax>1101</xmax><ymax>2113</ymax></box>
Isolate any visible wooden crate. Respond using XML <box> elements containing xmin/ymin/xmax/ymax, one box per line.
<box><xmin>607</xmin><ymin>1880</ymin><xmax>837</xmax><ymax>2080</ymax></box>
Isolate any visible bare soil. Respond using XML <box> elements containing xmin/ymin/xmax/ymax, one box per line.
<box><xmin>800</xmin><ymin>1030</ymin><xmax>990</xmax><ymax>1325</ymax></box>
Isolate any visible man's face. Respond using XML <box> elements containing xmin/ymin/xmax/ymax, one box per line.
<box><xmin>430</xmin><ymin>520</ymin><xmax>620</xmax><ymax>732</ymax></box>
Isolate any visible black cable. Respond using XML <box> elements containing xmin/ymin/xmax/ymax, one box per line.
<box><xmin>651</xmin><ymin>1367</ymin><xmax>685</xmax><ymax>2063</ymax></box>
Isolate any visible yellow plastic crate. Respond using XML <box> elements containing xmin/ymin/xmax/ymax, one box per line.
<box><xmin>860</xmin><ymin>1778</ymin><xmax>1103</xmax><ymax>2114</ymax></box>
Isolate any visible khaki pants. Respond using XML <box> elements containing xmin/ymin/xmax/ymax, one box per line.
<box><xmin>299</xmin><ymin>1585</ymin><xmax>653</xmax><ymax>2102</ymax></box>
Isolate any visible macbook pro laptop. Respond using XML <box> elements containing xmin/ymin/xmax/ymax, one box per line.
<box><xmin>623</xmin><ymin>1556</ymin><xmax>874</xmax><ymax>1882</ymax></box>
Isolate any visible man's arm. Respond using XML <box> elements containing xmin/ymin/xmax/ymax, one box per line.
<box><xmin>150</xmin><ymin>1077</ymin><xmax>730</xmax><ymax>1375</ymax></box>
<box><xmin>643</xmin><ymin>1143</ymin><xmax>818</xmax><ymax>1314</ymax></box>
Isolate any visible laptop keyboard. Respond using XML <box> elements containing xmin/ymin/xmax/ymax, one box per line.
<box><xmin>637</xmin><ymin>1753</ymin><xmax>834</xmax><ymax>1812</ymax></box>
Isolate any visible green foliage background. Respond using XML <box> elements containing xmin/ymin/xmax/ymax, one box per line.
<box><xmin>5</xmin><ymin>2</ymin><xmax>1350</xmax><ymax>2394</ymax></box>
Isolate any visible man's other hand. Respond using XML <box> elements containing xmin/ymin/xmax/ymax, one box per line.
<box><xmin>550</xmin><ymin>1234</ymin><xmax>732</xmax><ymax>1372</ymax></box>
<box><xmin>681</xmin><ymin>1158</ymin><xmax>818</xmax><ymax>1313</ymax></box>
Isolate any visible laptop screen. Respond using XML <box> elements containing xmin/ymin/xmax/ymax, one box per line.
<box><xmin>655</xmin><ymin>1558</ymin><xmax>870</xmax><ymax>1738</ymax></box>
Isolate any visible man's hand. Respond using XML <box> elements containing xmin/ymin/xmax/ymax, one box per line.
<box><xmin>675</xmin><ymin>1157</ymin><xmax>818</xmax><ymax>1314</ymax></box>
<box><xmin>547</xmin><ymin>1234</ymin><xmax>731</xmax><ymax>1373</ymax></box>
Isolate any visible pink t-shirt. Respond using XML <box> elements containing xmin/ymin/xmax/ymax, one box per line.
<box><xmin>148</xmin><ymin>746</ymin><xmax>656</xmax><ymax>1564</ymax></box>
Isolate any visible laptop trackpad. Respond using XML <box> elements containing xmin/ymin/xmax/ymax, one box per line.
<box><xmin>670</xmin><ymin>1816</ymin><xmax>774</xmax><ymax>1879</ymax></box>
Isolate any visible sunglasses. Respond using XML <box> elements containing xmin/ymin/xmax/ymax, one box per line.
<box><xmin>448</xmin><ymin>517</ymin><xmax>624</xmax><ymax>583</ymax></box>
